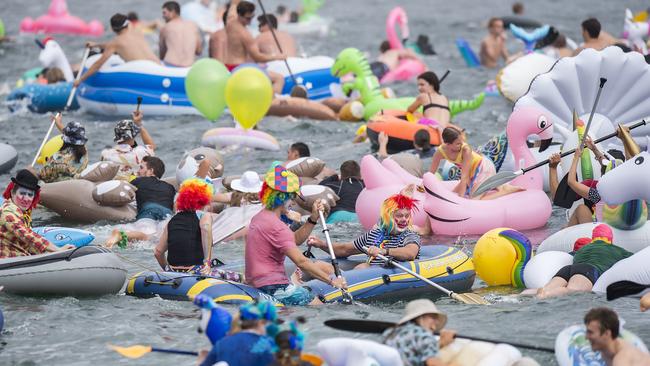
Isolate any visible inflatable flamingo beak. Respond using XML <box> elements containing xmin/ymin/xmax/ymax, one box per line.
<box><xmin>538</xmin><ymin>138</ymin><xmax>552</xmax><ymax>152</ymax></box>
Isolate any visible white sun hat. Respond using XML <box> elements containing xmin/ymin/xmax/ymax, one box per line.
<box><xmin>230</xmin><ymin>171</ymin><xmax>263</xmax><ymax>193</ymax></box>
<box><xmin>398</xmin><ymin>299</ymin><xmax>447</xmax><ymax>328</ymax></box>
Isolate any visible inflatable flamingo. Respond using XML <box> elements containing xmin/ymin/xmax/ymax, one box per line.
<box><xmin>20</xmin><ymin>0</ymin><xmax>103</xmax><ymax>36</ymax></box>
<box><xmin>38</xmin><ymin>37</ymin><xmax>73</xmax><ymax>82</ymax></box>
<box><xmin>382</xmin><ymin>7</ymin><xmax>426</xmax><ymax>84</ymax></box>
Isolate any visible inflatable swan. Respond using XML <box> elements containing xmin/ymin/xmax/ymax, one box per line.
<box><xmin>38</xmin><ymin>38</ymin><xmax>73</xmax><ymax>82</ymax></box>
<box><xmin>382</xmin><ymin>7</ymin><xmax>427</xmax><ymax>84</ymax></box>
<box><xmin>357</xmin><ymin>106</ymin><xmax>553</xmax><ymax>235</ymax></box>
<box><xmin>515</xmin><ymin>46</ymin><xmax>650</xmax><ymax>145</ymax></box>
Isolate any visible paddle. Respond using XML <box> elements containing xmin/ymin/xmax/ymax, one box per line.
<box><xmin>606</xmin><ymin>280</ymin><xmax>650</xmax><ymax>301</ymax></box>
<box><xmin>257</xmin><ymin>0</ymin><xmax>308</xmax><ymax>98</ymax></box>
<box><xmin>319</xmin><ymin>209</ymin><xmax>354</xmax><ymax>305</ymax></box>
<box><xmin>473</xmin><ymin>78</ymin><xmax>608</xmax><ymax>197</ymax></box>
<box><xmin>31</xmin><ymin>46</ymin><xmax>91</xmax><ymax>167</ymax></box>
<box><xmin>323</xmin><ymin>319</ymin><xmax>554</xmax><ymax>353</ymax></box>
<box><xmin>136</xmin><ymin>96</ymin><xmax>143</xmax><ymax>112</ymax></box>
<box><xmin>108</xmin><ymin>344</ymin><xmax>198</xmax><ymax>359</ymax></box>
<box><xmin>438</xmin><ymin>70</ymin><xmax>450</xmax><ymax>84</ymax></box>
<box><xmin>361</xmin><ymin>247</ymin><xmax>489</xmax><ymax>305</ymax></box>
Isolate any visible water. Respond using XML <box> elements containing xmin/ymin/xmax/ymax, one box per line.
<box><xmin>1</xmin><ymin>0</ymin><xmax>649</xmax><ymax>365</ymax></box>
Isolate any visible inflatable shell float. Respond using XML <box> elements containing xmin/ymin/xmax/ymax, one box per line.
<box><xmin>497</xmin><ymin>53</ymin><xmax>556</xmax><ymax>102</ymax></box>
<box><xmin>515</xmin><ymin>46</ymin><xmax>650</xmax><ymax>143</ymax></box>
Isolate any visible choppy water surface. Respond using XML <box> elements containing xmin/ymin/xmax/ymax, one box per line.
<box><xmin>1</xmin><ymin>0</ymin><xmax>649</xmax><ymax>365</ymax></box>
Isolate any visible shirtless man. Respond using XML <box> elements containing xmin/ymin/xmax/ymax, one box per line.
<box><xmin>159</xmin><ymin>1</ymin><xmax>202</xmax><ymax>67</ymax></box>
<box><xmin>209</xmin><ymin>8</ymin><xmax>229</xmax><ymax>62</ymax></box>
<box><xmin>225</xmin><ymin>0</ymin><xmax>286</xmax><ymax>94</ymax></box>
<box><xmin>584</xmin><ymin>308</ymin><xmax>650</xmax><ymax>365</ymax></box>
<box><xmin>74</xmin><ymin>13</ymin><xmax>160</xmax><ymax>86</ymax></box>
<box><xmin>574</xmin><ymin>18</ymin><xmax>618</xmax><ymax>55</ymax></box>
<box><xmin>480</xmin><ymin>17</ymin><xmax>509</xmax><ymax>68</ymax></box>
<box><xmin>256</xmin><ymin>14</ymin><xmax>297</xmax><ymax>57</ymax></box>
<box><xmin>370</xmin><ymin>40</ymin><xmax>421</xmax><ymax>80</ymax></box>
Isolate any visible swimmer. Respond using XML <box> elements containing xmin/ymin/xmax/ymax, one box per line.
<box><xmin>584</xmin><ymin>308</ymin><xmax>650</xmax><ymax>365</ymax></box>
<box><xmin>574</xmin><ymin>18</ymin><xmax>619</xmax><ymax>55</ymax></box>
<box><xmin>407</xmin><ymin>71</ymin><xmax>452</xmax><ymax>131</ymax></box>
<box><xmin>480</xmin><ymin>17</ymin><xmax>509</xmax><ymax>68</ymax></box>
<box><xmin>74</xmin><ymin>13</ymin><xmax>160</xmax><ymax>86</ymax></box>
<box><xmin>159</xmin><ymin>1</ymin><xmax>202</xmax><ymax>67</ymax></box>
<box><xmin>256</xmin><ymin>14</ymin><xmax>297</xmax><ymax>57</ymax></box>
<box><xmin>209</xmin><ymin>9</ymin><xmax>229</xmax><ymax>62</ymax></box>
<box><xmin>370</xmin><ymin>40</ymin><xmax>422</xmax><ymax>80</ymax></box>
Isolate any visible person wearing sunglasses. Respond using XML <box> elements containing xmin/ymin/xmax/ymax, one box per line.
<box><xmin>0</xmin><ymin>170</ymin><xmax>75</xmax><ymax>258</ymax></box>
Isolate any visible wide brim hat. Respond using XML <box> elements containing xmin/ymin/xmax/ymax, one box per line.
<box><xmin>264</xmin><ymin>165</ymin><xmax>300</xmax><ymax>193</ymax></box>
<box><xmin>231</xmin><ymin>171</ymin><xmax>263</xmax><ymax>193</ymax></box>
<box><xmin>11</xmin><ymin>169</ymin><xmax>40</xmax><ymax>191</ymax></box>
<box><xmin>398</xmin><ymin>299</ymin><xmax>447</xmax><ymax>329</ymax></box>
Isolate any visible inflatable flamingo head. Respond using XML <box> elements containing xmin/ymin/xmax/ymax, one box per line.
<box><xmin>598</xmin><ymin>152</ymin><xmax>650</xmax><ymax>204</ymax></box>
<box><xmin>386</xmin><ymin>7</ymin><xmax>409</xmax><ymax>50</ymax></box>
<box><xmin>20</xmin><ymin>17</ymin><xmax>35</xmax><ymax>33</ymax></box>
<box><xmin>507</xmin><ymin>106</ymin><xmax>554</xmax><ymax>152</ymax></box>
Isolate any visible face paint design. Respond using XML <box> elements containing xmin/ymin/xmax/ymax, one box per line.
<box><xmin>14</xmin><ymin>187</ymin><xmax>35</xmax><ymax>211</ymax></box>
<box><xmin>393</xmin><ymin>208</ymin><xmax>412</xmax><ymax>233</ymax></box>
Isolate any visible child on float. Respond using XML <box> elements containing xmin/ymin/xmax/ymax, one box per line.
<box><xmin>429</xmin><ymin>127</ymin><xmax>523</xmax><ymax>199</ymax></box>
<box><xmin>36</xmin><ymin>113</ymin><xmax>89</xmax><ymax>183</ymax></box>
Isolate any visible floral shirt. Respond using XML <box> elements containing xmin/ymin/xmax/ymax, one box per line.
<box><xmin>39</xmin><ymin>148</ymin><xmax>89</xmax><ymax>183</ymax></box>
<box><xmin>101</xmin><ymin>144</ymin><xmax>154</xmax><ymax>181</ymax></box>
<box><xmin>0</xmin><ymin>200</ymin><xmax>51</xmax><ymax>258</ymax></box>
<box><xmin>383</xmin><ymin>322</ymin><xmax>439</xmax><ymax>366</ymax></box>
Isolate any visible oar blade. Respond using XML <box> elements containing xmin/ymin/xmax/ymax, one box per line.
<box><xmin>471</xmin><ymin>171</ymin><xmax>518</xmax><ymax>197</ymax></box>
<box><xmin>606</xmin><ymin>280</ymin><xmax>650</xmax><ymax>301</ymax></box>
<box><xmin>108</xmin><ymin>344</ymin><xmax>152</xmax><ymax>359</ymax></box>
<box><xmin>290</xmin><ymin>85</ymin><xmax>308</xmax><ymax>99</ymax></box>
<box><xmin>324</xmin><ymin>319</ymin><xmax>396</xmax><ymax>333</ymax></box>
<box><xmin>452</xmin><ymin>292</ymin><xmax>491</xmax><ymax>305</ymax></box>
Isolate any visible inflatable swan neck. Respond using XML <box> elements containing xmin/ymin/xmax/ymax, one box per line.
<box><xmin>509</xmin><ymin>24</ymin><xmax>550</xmax><ymax>53</ymax></box>
<box><xmin>386</xmin><ymin>7</ymin><xmax>409</xmax><ymax>50</ymax></box>
<box><xmin>48</xmin><ymin>0</ymin><xmax>69</xmax><ymax>17</ymax></box>
<box><xmin>40</xmin><ymin>40</ymin><xmax>74</xmax><ymax>82</ymax></box>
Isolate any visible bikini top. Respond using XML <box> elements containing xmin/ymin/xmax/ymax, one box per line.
<box><xmin>423</xmin><ymin>93</ymin><xmax>450</xmax><ymax>112</ymax></box>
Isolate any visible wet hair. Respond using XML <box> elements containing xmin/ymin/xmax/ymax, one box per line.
<box><xmin>417</xmin><ymin>71</ymin><xmax>440</xmax><ymax>93</ymax></box>
<box><xmin>340</xmin><ymin>160</ymin><xmax>360</xmax><ymax>180</ymax></box>
<box><xmin>442</xmin><ymin>127</ymin><xmax>461</xmax><ymax>144</ymax></box>
<box><xmin>290</xmin><ymin>142</ymin><xmax>310</xmax><ymax>157</ymax></box>
<box><xmin>237</xmin><ymin>1</ymin><xmax>255</xmax><ymax>16</ymax></box>
<box><xmin>258</xmin><ymin>14</ymin><xmax>278</xmax><ymax>29</ymax></box>
<box><xmin>512</xmin><ymin>2</ymin><xmax>524</xmax><ymax>15</ymax></box>
<box><xmin>143</xmin><ymin>156</ymin><xmax>165</xmax><ymax>178</ymax></box>
<box><xmin>110</xmin><ymin>13</ymin><xmax>130</xmax><ymax>33</ymax></box>
<box><xmin>289</xmin><ymin>11</ymin><xmax>299</xmax><ymax>23</ymax></box>
<box><xmin>584</xmin><ymin>307</ymin><xmax>619</xmax><ymax>338</ymax></box>
<box><xmin>553</xmin><ymin>34</ymin><xmax>567</xmax><ymax>48</ymax></box>
<box><xmin>127</xmin><ymin>12</ymin><xmax>139</xmax><ymax>21</ymax></box>
<box><xmin>61</xmin><ymin>143</ymin><xmax>87</xmax><ymax>163</ymax></box>
<box><xmin>276</xmin><ymin>5</ymin><xmax>287</xmax><ymax>15</ymax></box>
<box><xmin>274</xmin><ymin>330</ymin><xmax>302</xmax><ymax>366</ymax></box>
<box><xmin>379</xmin><ymin>40</ymin><xmax>391</xmax><ymax>53</ymax></box>
<box><xmin>162</xmin><ymin>1</ymin><xmax>181</xmax><ymax>15</ymax></box>
<box><xmin>414</xmin><ymin>129</ymin><xmax>432</xmax><ymax>150</ymax></box>
<box><xmin>488</xmin><ymin>17</ymin><xmax>503</xmax><ymax>28</ymax></box>
<box><xmin>581</xmin><ymin>18</ymin><xmax>601</xmax><ymax>39</ymax></box>
<box><xmin>45</xmin><ymin>67</ymin><xmax>65</xmax><ymax>84</ymax></box>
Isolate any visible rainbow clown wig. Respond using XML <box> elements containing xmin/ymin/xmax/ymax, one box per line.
<box><xmin>176</xmin><ymin>178</ymin><xmax>214</xmax><ymax>212</ymax></box>
<box><xmin>377</xmin><ymin>193</ymin><xmax>419</xmax><ymax>233</ymax></box>
<box><xmin>259</xmin><ymin>165</ymin><xmax>301</xmax><ymax>210</ymax></box>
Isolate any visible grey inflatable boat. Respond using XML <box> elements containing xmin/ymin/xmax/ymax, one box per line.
<box><xmin>0</xmin><ymin>246</ymin><xmax>127</xmax><ymax>296</ymax></box>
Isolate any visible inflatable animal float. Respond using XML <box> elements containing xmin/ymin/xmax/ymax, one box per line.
<box><xmin>623</xmin><ymin>8</ymin><xmax>649</xmax><ymax>54</ymax></box>
<box><xmin>381</xmin><ymin>7</ymin><xmax>427</xmax><ymax>83</ymax></box>
<box><xmin>20</xmin><ymin>0</ymin><xmax>103</xmax><ymax>36</ymax></box>
<box><xmin>278</xmin><ymin>0</ymin><xmax>330</xmax><ymax>37</ymax></box>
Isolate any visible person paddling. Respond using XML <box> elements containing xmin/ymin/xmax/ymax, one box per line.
<box><xmin>37</xmin><ymin>114</ymin><xmax>88</xmax><ymax>183</ymax></box>
<box><xmin>101</xmin><ymin>109</ymin><xmax>155</xmax><ymax>181</ymax></box>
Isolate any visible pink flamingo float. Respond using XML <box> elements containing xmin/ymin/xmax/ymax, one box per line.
<box><xmin>357</xmin><ymin>106</ymin><xmax>554</xmax><ymax>235</ymax></box>
<box><xmin>20</xmin><ymin>0</ymin><xmax>103</xmax><ymax>36</ymax></box>
<box><xmin>381</xmin><ymin>7</ymin><xmax>427</xmax><ymax>84</ymax></box>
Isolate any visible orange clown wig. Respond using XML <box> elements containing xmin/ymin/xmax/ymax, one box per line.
<box><xmin>377</xmin><ymin>193</ymin><xmax>419</xmax><ymax>233</ymax></box>
<box><xmin>176</xmin><ymin>178</ymin><xmax>214</xmax><ymax>212</ymax></box>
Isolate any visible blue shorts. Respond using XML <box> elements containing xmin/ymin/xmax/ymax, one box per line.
<box><xmin>258</xmin><ymin>283</ymin><xmax>314</xmax><ymax>306</ymax></box>
<box><xmin>137</xmin><ymin>202</ymin><xmax>172</xmax><ymax>221</ymax></box>
<box><xmin>327</xmin><ymin>210</ymin><xmax>359</xmax><ymax>224</ymax></box>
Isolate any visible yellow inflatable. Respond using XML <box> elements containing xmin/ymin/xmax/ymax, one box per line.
<box><xmin>225</xmin><ymin>67</ymin><xmax>272</xmax><ymax>129</ymax></box>
<box><xmin>37</xmin><ymin>135</ymin><xmax>64</xmax><ymax>165</ymax></box>
<box><xmin>472</xmin><ymin>228</ymin><xmax>532</xmax><ymax>287</ymax></box>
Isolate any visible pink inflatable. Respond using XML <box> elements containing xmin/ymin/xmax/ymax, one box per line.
<box><xmin>382</xmin><ymin>7</ymin><xmax>427</xmax><ymax>84</ymax></box>
<box><xmin>357</xmin><ymin>106</ymin><xmax>554</xmax><ymax>235</ymax></box>
<box><xmin>20</xmin><ymin>0</ymin><xmax>103</xmax><ymax>36</ymax></box>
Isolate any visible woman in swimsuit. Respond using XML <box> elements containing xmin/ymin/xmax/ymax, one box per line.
<box><xmin>429</xmin><ymin>127</ymin><xmax>523</xmax><ymax>200</ymax></box>
<box><xmin>407</xmin><ymin>71</ymin><xmax>453</xmax><ymax>131</ymax></box>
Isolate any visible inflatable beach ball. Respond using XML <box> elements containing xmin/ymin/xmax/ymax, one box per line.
<box><xmin>473</xmin><ymin>228</ymin><xmax>532</xmax><ymax>287</ymax></box>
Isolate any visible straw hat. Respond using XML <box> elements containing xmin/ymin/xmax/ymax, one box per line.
<box><xmin>231</xmin><ymin>171</ymin><xmax>263</xmax><ymax>193</ymax></box>
<box><xmin>398</xmin><ymin>299</ymin><xmax>447</xmax><ymax>328</ymax></box>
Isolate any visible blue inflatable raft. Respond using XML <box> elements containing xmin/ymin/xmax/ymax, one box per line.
<box><xmin>5</xmin><ymin>82</ymin><xmax>79</xmax><ymax>113</ymax></box>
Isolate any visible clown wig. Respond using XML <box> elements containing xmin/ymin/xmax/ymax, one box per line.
<box><xmin>3</xmin><ymin>182</ymin><xmax>40</xmax><ymax>211</ymax></box>
<box><xmin>259</xmin><ymin>182</ymin><xmax>296</xmax><ymax>210</ymax></box>
<box><xmin>176</xmin><ymin>178</ymin><xmax>214</xmax><ymax>212</ymax></box>
<box><xmin>377</xmin><ymin>193</ymin><xmax>418</xmax><ymax>233</ymax></box>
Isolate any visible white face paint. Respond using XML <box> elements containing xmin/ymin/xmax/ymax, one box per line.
<box><xmin>13</xmin><ymin>187</ymin><xmax>35</xmax><ymax>211</ymax></box>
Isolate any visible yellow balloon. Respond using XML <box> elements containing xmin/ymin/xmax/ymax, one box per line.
<box><xmin>225</xmin><ymin>68</ymin><xmax>273</xmax><ymax>129</ymax></box>
<box><xmin>37</xmin><ymin>135</ymin><xmax>64</xmax><ymax>165</ymax></box>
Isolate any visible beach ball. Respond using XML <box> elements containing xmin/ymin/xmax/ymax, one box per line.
<box><xmin>600</xmin><ymin>200</ymin><xmax>648</xmax><ymax>230</ymax></box>
<box><xmin>225</xmin><ymin>68</ymin><xmax>273</xmax><ymax>129</ymax></box>
<box><xmin>185</xmin><ymin>58</ymin><xmax>230</xmax><ymax>121</ymax></box>
<box><xmin>37</xmin><ymin>135</ymin><xmax>64</xmax><ymax>165</ymax></box>
<box><xmin>473</xmin><ymin>228</ymin><xmax>532</xmax><ymax>287</ymax></box>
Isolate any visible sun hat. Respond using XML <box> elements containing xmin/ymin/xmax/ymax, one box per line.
<box><xmin>264</xmin><ymin>165</ymin><xmax>300</xmax><ymax>193</ymax></box>
<box><xmin>11</xmin><ymin>169</ymin><xmax>40</xmax><ymax>191</ymax></box>
<box><xmin>62</xmin><ymin>121</ymin><xmax>88</xmax><ymax>146</ymax></box>
<box><xmin>398</xmin><ymin>299</ymin><xmax>447</xmax><ymax>328</ymax></box>
<box><xmin>231</xmin><ymin>171</ymin><xmax>263</xmax><ymax>193</ymax></box>
<box><xmin>113</xmin><ymin>119</ymin><xmax>140</xmax><ymax>143</ymax></box>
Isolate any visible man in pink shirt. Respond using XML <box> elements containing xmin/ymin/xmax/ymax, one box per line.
<box><xmin>245</xmin><ymin>165</ymin><xmax>346</xmax><ymax>305</ymax></box>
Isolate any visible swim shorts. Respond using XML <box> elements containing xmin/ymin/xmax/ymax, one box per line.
<box><xmin>258</xmin><ymin>283</ymin><xmax>314</xmax><ymax>306</ymax></box>
<box><xmin>225</xmin><ymin>64</ymin><xmax>240</xmax><ymax>72</ymax></box>
<box><xmin>553</xmin><ymin>263</ymin><xmax>600</xmax><ymax>285</ymax></box>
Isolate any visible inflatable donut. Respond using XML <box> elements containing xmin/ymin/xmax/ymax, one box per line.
<box><xmin>473</xmin><ymin>228</ymin><xmax>532</xmax><ymax>287</ymax></box>
<box><xmin>295</xmin><ymin>185</ymin><xmax>339</xmax><ymax>212</ymax></box>
<box><xmin>523</xmin><ymin>251</ymin><xmax>573</xmax><ymax>289</ymax></box>
<box><xmin>79</xmin><ymin>161</ymin><xmax>119</xmax><ymax>182</ymax></box>
<box><xmin>176</xmin><ymin>147</ymin><xmax>224</xmax><ymax>185</ymax></box>
<box><xmin>40</xmin><ymin>179</ymin><xmax>136</xmax><ymax>223</ymax></box>
<box><xmin>201</xmin><ymin>128</ymin><xmax>280</xmax><ymax>151</ymax></box>
<box><xmin>366</xmin><ymin>120</ymin><xmax>441</xmax><ymax>154</ymax></box>
<box><xmin>285</xmin><ymin>157</ymin><xmax>326</xmax><ymax>178</ymax></box>
<box><xmin>267</xmin><ymin>97</ymin><xmax>337</xmax><ymax>121</ymax></box>
<box><xmin>92</xmin><ymin>180</ymin><xmax>136</xmax><ymax>206</ymax></box>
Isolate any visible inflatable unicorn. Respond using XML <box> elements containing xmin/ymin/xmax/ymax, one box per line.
<box><xmin>356</xmin><ymin>106</ymin><xmax>553</xmax><ymax>235</ymax></box>
<box><xmin>599</xmin><ymin>152</ymin><xmax>650</xmax><ymax>205</ymax></box>
<box><xmin>38</xmin><ymin>37</ymin><xmax>73</xmax><ymax>82</ymax></box>
<box><xmin>382</xmin><ymin>7</ymin><xmax>427</xmax><ymax>83</ymax></box>
<box><xmin>623</xmin><ymin>9</ymin><xmax>649</xmax><ymax>54</ymax></box>
<box><xmin>20</xmin><ymin>0</ymin><xmax>103</xmax><ymax>36</ymax></box>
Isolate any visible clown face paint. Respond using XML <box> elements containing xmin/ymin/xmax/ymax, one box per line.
<box><xmin>13</xmin><ymin>187</ymin><xmax>35</xmax><ymax>211</ymax></box>
<box><xmin>393</xmin><ymin>208</ymin><xmax>412</xmax><ymax>232</ymax></box>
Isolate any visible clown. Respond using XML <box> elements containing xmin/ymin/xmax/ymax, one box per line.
<box><xmin>0</xmin><ymin>170</ymin><xmax>75</xmax><ymax>258</ymax></box>
<box><xmin>308</xmin><ymin>184</ymin><xmax>421</xmax><ymax>270</ymax></box>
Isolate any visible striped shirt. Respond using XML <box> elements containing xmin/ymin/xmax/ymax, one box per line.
<box><xmin>353</xmin><ymin>228</ymin><xmax>421</xmax><ymax>265</ymax></box>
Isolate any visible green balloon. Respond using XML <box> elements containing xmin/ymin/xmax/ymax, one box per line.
<box><xmin>185</xmin><ymin>58</ymin><xmax>229</xmax><ymax>121</ymax></box>
<box><xmin>0</xmin><ymin>18</ymin><xmax>5</xmax><ymax>38</ymax></box>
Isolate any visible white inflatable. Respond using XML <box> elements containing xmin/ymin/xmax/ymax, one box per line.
<box><xmin>279</xmin><ymin>17</ymin><xmax>330</xmax><ymax>37</ymax></box>
<box><xmin>599</xmin><ymin>151</ymin><xmax>650</xmax><ymax>205</ymax></box>
<box><xmin>538</xmin><ymin>222</ymin><xmax>650</xmax><ymax>254</ymax></box>
<box><xmin>0</xmin><ymin>143</ymin><xmax>18</xmax><ymax>174</ymax></box>
<box><xmin>317</xmin><ymin>338</ymin><xmax>403</xmax><ymax>366</ymax></box>
<box><xmin>592</xmin><ymin>246</ymin><xmax>650</xmax><ymax>294</ymax></box>
<box><xmin>515</xmin><ymin>47</ymin><xmax>650</xmax><ymax>145</ymax></box>
<box><xmin>39</xmin><ymin>38</ymin><xmax>73</xmax><ymax>82</ymax></box>
<box><xmin>181</xmin><ymin>0</ymin><xmax>221</xmax><ymax>33</ymax></box>
<box><xmin>496</xmin><ymin>53</ymin><xmax>556</xmax><ymax>102</ymax></box>
<box><xmin>523</xmin><ymin>251</ymin><xmax>573</xmax><ymax>289</ymax></box>
<box><xmin>555</xmin><ymin>324</ymin><xmax>648</xmax><ymax>366</ymax></box>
